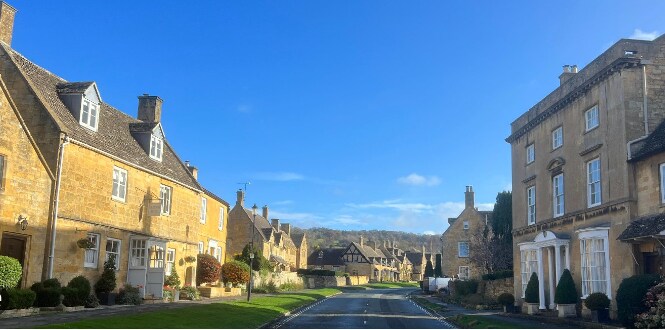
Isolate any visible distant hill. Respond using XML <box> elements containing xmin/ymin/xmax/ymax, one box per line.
<box><xmin>292</xmin><ymin>227</ymin><xmax>440</xmax><ymax>253</ymax></box>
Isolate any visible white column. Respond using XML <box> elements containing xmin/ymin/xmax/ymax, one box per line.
<box><xmin>555</xmin><ymin>244</ymin><xmax>562</xmax><ymax>287</ymax></box>
<box><xmin>548</xmin><ymin>247</ymin><xmax>555</xmax><ymax>309</ymax></box>
<box><xmin>565</xmin><ymin>244</ymin><xmax>570</xmax><ymax>270</ymax></box>
<box><xmin>537</xmin><ymin>248</ymin><xmax>546</xmax><ymax>310</ymax></box>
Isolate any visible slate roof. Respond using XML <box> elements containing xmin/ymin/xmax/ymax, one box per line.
<box><xmin>56</xmin><ymin>81</ymin><xmax>94</xmax><ymax>94</ymax></box>
<box><xmin>617</xmin><ymin>213</ymin><xmax>665</xmax><ymax>240</ymax></box>
<box><xmin>405</xmin><ymin>252</ymin><xmax>423</xmax><ymax>265</ymax></box>
<box><xmin>270</xmin><ymin>255</ymin><xmax>288</xmax><ymax>265</ymax></box>
<box><xmin>1</xmin><ymin>44</ymin><xmax>200</xmax><ymax>190</ymax></box>
<box><xmin>307</xmin><ymin>248</ymin><xmax>346</xmax><ymax>266</ymax></box>
<box><xmin>128</xmin><ymin>122</ymin><xmax>160</xmax><ymax>133</ymax></box>
<box><xmin>291</xmin><ymin>233</ymin><xmax>306</xmax><ymax>248</ymax></box>
<box><xmin>631</xmin><ymin>120</ymin><xmax>665</xmax><ymax>161</ymax></box>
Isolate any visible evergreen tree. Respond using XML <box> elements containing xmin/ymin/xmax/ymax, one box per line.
<box><xmin>234</xmin><ymin>244</ymin><xmax>270</xmax><ymax>271</ymax></box>
<box><xmin>424</xmin><ymin>260</ymin><xmax>434</xmax><ymax>277</ymax></box>
<box><xmin>491</xmin><ymin>191</ymin><xmax>513</xmax><ymax>244</ymax></box>
<box><xmin>434</xmin><ymin>254</ymin><xmax>443</xmax><ymax>278</ymax></box>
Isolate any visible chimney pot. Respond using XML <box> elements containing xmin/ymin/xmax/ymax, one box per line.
<box><xmin>137</xmin><ymin>94</ymin><xmax>163</xmax><ymax>123</ymax></box>
<box><xmin>571</xmin><ymin>65</ymin><xmax>578</xmax><ymax>73</ymax></box>
<box><xmin>360</xmin><ymin>235</ymin><xmax>364</xmax><ymax>247</ymax></box>
<box><xmin>465</xmin><ymin>185</ymin><xmax>475</xmax><ymax>209</ymax></box>
<box><xmin>0</xmin><ymin>2</ymin><xmax>16</xmax><ymax>46</ymax></box>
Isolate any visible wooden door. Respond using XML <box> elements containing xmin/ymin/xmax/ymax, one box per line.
<box><xmin>0</xmin><ymin>234</ymin><xmax>27</xmax><ymax>287</ymax></box>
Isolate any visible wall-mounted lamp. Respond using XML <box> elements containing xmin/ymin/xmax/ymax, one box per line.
<box><xmin>17</xmin><ymin>215</ymin><xmax>28</xmax><ymax>231</ymax></box>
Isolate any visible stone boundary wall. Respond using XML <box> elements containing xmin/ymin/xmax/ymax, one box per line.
<box><xmin>480</xmin><ymin>277</ymin><xmax>514</xmax><ymax>301</ymax></box>
<box><xmin>254</xmin><ymin>271</ymin><xmax>303</xmax><ymax>288</ymax></box>
<box><xmin>346</xmin><ymin>275</ymin><xmax>369</xmax><ymax>286</ymax></box>
<box><xmin>303</xmin><ymin>275</ymin><xmax>346</xmax><ymax>289</ymax></box>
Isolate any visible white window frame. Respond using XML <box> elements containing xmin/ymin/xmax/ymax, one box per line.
<box><xmin>105</xmin><ymin>238</ymin><xmax>121</xmax><ymax>270</ymax></box>
<box><xmin>458</xmin><ymin>242</ymin><xmax>469</xmax><ymax>258</ymax></box>
<box><xmin>80</xmin><ymin>98</ymin><xmax>99</xmax><ymax>131</ymax></box>
<box><xmin>660</xmin><ymin>164</ymin><xmax>665</xmax><ymax>204</ymax></box>
<box><xmin>578</xmin><ymin>228</ymin><xmax>611</xmax><ymax>298</ymax></box>
<box><xmin>552</xmin><ymin>126</ymin><xmax>563</xmax><ymax>150</ymax></box>
<box><xmin>149</xmin><ymin>134</ymin><xmax>163</xmax><ymax>161</ymax></box>
<box><xmin>527</xmin><ymin>185</ymin><xmax>536</xmax><ymax>225</ymax></box>
<box><xmin>165</xmin><ymin>248</ymin><xmax>176</xmax><ymax>276</ymax></box>
<box><xmin>84</xmin><ymin>233</ymin><xmax>100</xmax><ymax>268</ymax></box>
<box><xmin>149</xmin><ymin>245</ymin><xmax>165</xmax><ymax>269</ymax></box>
<box><xmin>129</xmin><ymin>239</ymin><xmax>147</xmax><ymax>268</ymax></box>
<box><xmin>218</xmin><ymin>207</ymin><xmax>225</xmax><ymax>230</ymax></box>
<box><xmin>112</xmin><ymin>167</ymin><xmax>127</xmax><ymax>202</ymax></box>
<box><xmin>160</xmin><ymin>184</ymin><xmax>172</xmax><ymax>215</ymax></box>
<box><xmin>458</xmin><ymin>266</ymin><xmax>470</xmax><ymax>280</ymax></box>
<box><xmin>553</xmin><ymin>174</ymin><xmax>565</xmax><ymax>217</ymax></box>
<box><xmin>585</xmin><ymin>105</ymin><xmax>599</xmax><ymax>132</ymax></box>
<box><xmin>526</xmin><ymin>144</ymin><xmax>535</xmax><ymax>164</ymax></box>
<box><xmin>587</xmin><ymin>158</ymin><xmax>601</xmax><ymax>207</ymax></box>
<box><xmin>198</xmin><ymin>241</ymin><xmax>204</xmax><ymax>254</ymax></box>
<box><xmin>520</xmin><ymin>249</ymin><xmax>538</xmax><ymax>298</ymax></box>
<box><xmin>463</xmin><ymin>220</ymin><xmax>469</xmax><ymax>230</ymax></box>
<box><xmin>200</xmin><ymin>197</ymin><xmax>207</xmax><ymax>224</ymax></box>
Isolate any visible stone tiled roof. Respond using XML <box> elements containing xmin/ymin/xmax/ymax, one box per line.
<box><xmin>631</xmin><ymin>120</ymin><xmax>665</xmax><ymax>161</ymax></box>
<box><xmin>405</xmin><ymin>252</ymin><xmax>423</xmax><ymax>265</ymax></box>
<box><xmin>1</xmin><ymin>44</ymin><xmax>200</xmax><ymax>190</ymax></box>
<box><xmin>291</xmin><ymin>233</ymin><xmax>306</xmax><ymax>248</ymax></box>
<box><xmin>307</xmin><ymin>248</ymin><xmax>346</xmax><ymax>266</ymax></box>
<box><xmin>270</xmin><ymin>255</ymin><xmax>288</xmax><ymax>265</ymax></box>
<box><xmin>56</xmin><ymin>81</ymin><xmax>94</xmax><ymax>94</ymax></box>
<box><xmin>617</xmin><ymin>213</ymin><xmax>665</xmax><ymax>240</ymax></box>
<box><xmin>261</xmin><ymin>228</ymin><xmax>274</xmax><ymax>240</ymax></box>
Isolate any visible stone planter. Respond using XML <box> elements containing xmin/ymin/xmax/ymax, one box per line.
<box><xmin>98</xmin><ymin>292</ymin><xmax>116</xmax><ymax>305</ymax></box>
<box><xmin>526</xmin><ymin>303</ymin><xmax>540</xmax><ymax>315</ymax></box>
<box><xmin>0</xmin><ymin>307</ymin><xmax>40</xmax><ymax>319</ymax></box>
<box><xmin>591</xmin><ymin>309</ymin><xmax>610</xmax><ymax>323</ymax></box>
<box><xmin>557</xmin><ymin>303</ymin><xmax>577</xmax><ymax>318</ymax></box>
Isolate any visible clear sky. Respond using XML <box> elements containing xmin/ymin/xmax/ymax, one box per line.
<box><xmin>10</xmin><ymin>1</ymin><xmax>665</xmax><ymax>235</ymax></box>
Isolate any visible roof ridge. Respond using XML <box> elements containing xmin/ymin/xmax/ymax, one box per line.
<box><xmin>5</xmin><ymin>45</ymin><xmax>68</xmax><ymax>83</ymax></box>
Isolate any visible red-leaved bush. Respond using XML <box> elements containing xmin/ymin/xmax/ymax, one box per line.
<box><xmin>221</xmin><ymin>260</ymin><xmax>250</xmax><ymax>286</ymax></box>
<box><xmin>196</xmin><ymin>254</ymin><xmax>222</xmax><ymax>285</ymax></box>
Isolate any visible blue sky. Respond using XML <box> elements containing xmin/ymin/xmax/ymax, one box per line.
<box><xmin>10</xmin><ymin>1</ymin><xmax>665</xmax><ymax>234</ymax></box>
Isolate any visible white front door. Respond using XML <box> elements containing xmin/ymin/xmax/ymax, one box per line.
<box><xmin>127</xmin><ymin>238</ymin><xmax>147</xmax><ymax>297</ymax></box>
<box><xmin>146</xmin><ymin>241</ymin><xmax>166</xmax><ymax>298</ymax></box>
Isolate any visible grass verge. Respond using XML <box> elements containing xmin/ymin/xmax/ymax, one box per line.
<box><xmin>42</xmin><ymin>288</ymin><xmax>341</xmax><ymax>329</ymax></box>
<box><xmin>453</xmin><ymin>314</ymin><xmax>529</xmax><ymax>329</ymax></box>
<box><xmin>411</xmin><ymin>297</ymin><xmax>446</xmax><ymax>313</ymax></box>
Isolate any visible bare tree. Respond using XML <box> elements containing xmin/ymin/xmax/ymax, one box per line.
<box><xmin>468</xmin><ymin>225</ymin><xmax>512</xmax><ymax>274</ymax></box>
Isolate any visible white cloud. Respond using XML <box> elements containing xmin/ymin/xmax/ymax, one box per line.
<box><xmin>269</xmin><ymin>211</ymin><xmax>321</xmax><ymax>221</ymax></box>
<box><xmin>423</xmin><ymin>230</ymin><xmax>437</xmax><ymax>235</ymax></box>
<box><xmin>347</xmin><ymin>200</ymin><xmax>434</xmax><ymax>213</ymax></box>
<box><xmin>397</xmin><ymin>173</ymin><xmax>441</xmax><ymax>186</ymax></box>
<box><xmin>629</xmin><ymin>29</ymin><xmax>659</xmax><ymax>41</ymax></box>
<box><xmin>271</xmin><ymin>200</ymin><xmax>294</xmax><ymax>206</ymax></box>
<box><xmin>254</xmin><ymin>172</ymin><xmax>305</xmax><ymax>181</ymax></box>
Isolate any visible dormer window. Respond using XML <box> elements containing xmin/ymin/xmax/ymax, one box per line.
<box><xmin>80</xmin><ymin>99</ymin><xmax>99</xmax><ymax>131</ymax></box>
<box><xmin>149</xmin><ymin>135</ymin><xmax>163</xmax><ymax>161</ymax></box>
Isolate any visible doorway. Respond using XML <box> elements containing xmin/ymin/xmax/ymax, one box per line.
<box><xmin>0</xmin><ymin>233</ymin><xmax>28</xmax><ymax>287</ymax></box>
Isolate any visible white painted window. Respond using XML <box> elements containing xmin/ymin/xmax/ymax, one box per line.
<box><xmin>585</xmin><ymin>105</ymin><xmax>599</xmax><ymax>131</ymax></box>
<box><xmin>526</xmin><ymin>144</ymin><xmax>535</xmax><ymax>164</ymax></box>
<box><xmin>552</xmin><ymin>126</ymin><xmax>563</xmax><ymax>149</ymax></box>
<box><xmin>80</xmin><ymin>99</ymin><xmax>99</xmax><ymax>131</ymax></box>
<box><xmin>218</xmin><ymin>207</ymin><xmax>225</xmax><ymax>230</ymax></box>
<box><xmin>579</xmin><ymin>229</ymin><xmax>611</xmax><ymax>298</ymax></box>
<box><xmin>587</xmin><ymin>158</ymin><xmax>601</xmax><ymax>207</ymax></box>
<box><xmin>105</xmin><ymin>238</ymin><xmax>121</xmax><ymax>270</ymax></box>
<box><xmin>527</xmin><ymin>186</ymin><xmax>536</xmax><ymax>225</ymax></box>
<box><xmin>660</xmin><ymin>164</ymin><xmax>665</xmax><ymax>204</ymax></box>
<box><xmin>149</xmin><ymin>245</ymin><xmax>165</xmax><ymax>269</ymax></box>
<box><xmin>165</xmin><ymin>248</ymin><xmax>175</xmax><ymax>275</ymax></box>
<box><xmin>84</xmin><ymin>233</ymin><xmax>100</xmax><ymax>268</ymax></box>
<box><xmin>520</xmin><ymin>249</ymin><xmax>538</xmax><ymax>297</ymax></box>
<box><xmin>130</xmin><ymin>239</ymin><xmax>147</xmax><ymax>268</ymax></box>
<box><xmin>160</xmin><ymin>184</ymin><xmax>172</xmax><ymax>215</ymax></box>
<box><xmin>149</xmin><ymin>135</ymin><xmax>163</xmax><ymax>161</ymax></box>
<box><xmin>459</xmin><ymin>266</ymin><xmax>469</xmax><ymax>279</ymax></box>
<box><xmin>463</xmin><ymin>220</ymin><xmax>469</xmax><ymax>230</ymax></box>
<box><xmin>458</xmin><ymin>242</ymin><xmax>469</xmax><ymax>258</ymax></box>
<box><xmin>200</xmin><ymin>197</ymin><xmax>207</xmax><ymax>223</ymax></box>
<box><xmin>198</xmin><ymin>242</ymin><xmax>204</xmax><ymax>254</ymax></box>
<box><xmin>553</xmin><ymin>174</ymin><xmax>565</xmax><ymax>217</ymax></box>
<box><xmin>111</xmin><ymin>167</ymin><xmax>127</xmax><ymax>202</ymax></box>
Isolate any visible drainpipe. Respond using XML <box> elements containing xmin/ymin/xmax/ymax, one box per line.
<box><xmin>47</xmin><ymin>134</ymin><xmax>69</xmax><ymax>279</ymax></box>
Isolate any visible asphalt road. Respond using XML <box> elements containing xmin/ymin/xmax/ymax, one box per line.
<box><xmin>276</xmin><ymin>288</ymin><xmax>454</xmax><ymax>329</ymax></box>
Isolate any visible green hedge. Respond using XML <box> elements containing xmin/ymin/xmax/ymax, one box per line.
<box><xmin>617</xmin><ymin>274</ymin><xmax>661</xmax><ymax>326</ymax></box>
<box><xmin>481</xmin><ymin>270</ymin><xmax>514</xmax><ymax>281</ymax></box>
<box><xmin>1</xmin><ymin>288</ymin><xmax>36</xmax><ymax>310</ymax></box>
<box><xmin>450</xmin><ymin>279</ymin><xmax>479</xmax><ymax>297</ymax></box>
<box><xmin>296</xmin><ymin>269</ymin><xmax>344</xmax><ymax>277</ymax></box>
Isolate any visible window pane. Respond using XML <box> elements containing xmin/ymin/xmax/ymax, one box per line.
<box><xmin>82</xmin><ymin>101</ymin><xmax>89</xmax><ymax>124</ymax></box>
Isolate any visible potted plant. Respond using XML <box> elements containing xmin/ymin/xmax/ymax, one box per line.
<box><xmin>524</xmin><ymin>272</ymin><xmax>540</xmax><ymax>314</ymax></box>
<box><xmin>554</xmin><ymin>269</ymin><xmax>578</xmax><ymax>318</ymax></box>
<box><xmin>497</xmin><ymin>292</ymin><xmax>515</xmax><ymax>313</ymax></box>
<box><xmin>94</xmin><ymin>255</ymin><xmax>117</xmax><ymax>305</ymax></box>
<box><xmin>585</xmin><ymin>292</ymin><xmax>610</xmax><ymax>323</ymax></box>
<box><xmin>164</xmin><ymin>266</ymin><xmax>181</xmax><ymax>302</ymax></box>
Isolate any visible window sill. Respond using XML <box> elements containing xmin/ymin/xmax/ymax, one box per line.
<box><xmin>588</xmin><ymin>202</ymin><xmax>602</xmax><ymax>208</ymax></box>
<box><xmin>584</xmin><ymin>126</ymin><xmax>599</xmax><ymax>135</ymax></box>
<box><xmin>111</xmin><ymin>196</ymin><xmax>126</xmax><ymax>203</ymax></box>
<box><xmin>551</xmin><ymin>145</ymin><xmax>562</xmax><ymax>152</ymax></box>
<box><xmin>83</xmin><ymin>265</ymin><xmax>97</xmax><ymax>269</ymax></box>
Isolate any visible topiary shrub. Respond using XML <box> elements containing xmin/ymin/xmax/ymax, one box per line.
<box><xmin>42</xmin><ymin>278</ymin><xmax>61</xmax><ymax>289</ymax></box>
<box><xmin>617</xmin><ymin>274</ymin><xmax>661</xmax><ymax>326</ymax></box>
<box><xmin>117</xmin><ymin>284</ymin><xmax>142</xmax><ymax>305</ymax></box>
<box><xmin>554</xmin><ymin>269</ymin><xmax>577</xmax><ymax>304</ymax></box>
<box><xmin>196</xmin><ymin>254</ymin><xmax>222</xmax><ymax>285</ymax></box>
<box><xmin>497</xmin><ymin>292</ymin><xmax>515</xmax><ymax>307</ymax></box>
<box><xmin>221</xmin><ymin>260</ymin><xmax>250</xmax><ymax>286</ymax></box>
<box><xmin>0</xmin><ymin>256</ymin><xmax>22</xmax><ymax>289</ymax></box>
<box><xmin>524</xmin><ymin>272</ymin><xmax>539</xmax><ymax>304</ymax></box>
<box><xmin>67</xmin><ymin>275</ymin><xmax>91</xmax><ymax>306</ymax></box>
<box><xmin>164</xmin><ymin>265</ymin><xmax>181</xmax><ymax>289</ymax></box>
<box><xmin>61</xmin><ymin>287</ymin><xmax>80</xmax><ymax>307</ymax></box>
<box><xmin>30</xmin><ymin>280</ymin><xmax>62</xmax><ymax>307</ymax></box>
<box><xmin>0</xmin><ymin>288</ymin><xmax>36</xmax><ymax>310</ymax></box>
<box><xmin>584</xmin><ymin>292</ymin><xmax>610</xmax><ymax>311</ymax></box>
<box><xmin>94</xmin><ymin>256</ymin><xmax>117</xmax><ymax>294</ymax></box>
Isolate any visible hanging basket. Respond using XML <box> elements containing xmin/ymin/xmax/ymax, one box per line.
<box><xmin>76</xmin><ymin>238</ymin><xmax>95</xmax><ymax>249</ymax></box>
<box><xmin>184</xmin><ymin>256</ymin><xmax>197</xmax><ymax>263</ymax></box>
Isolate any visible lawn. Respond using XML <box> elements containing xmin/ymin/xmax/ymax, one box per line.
<box><xmin>43</xmin><ymin>288</ymin><xmax>341</xmax><ymax>329</ymax></box>
<box><xmin>453</xmin><ymin>315</ymin><xmax>529</xmax><ymax>329</ymax></box>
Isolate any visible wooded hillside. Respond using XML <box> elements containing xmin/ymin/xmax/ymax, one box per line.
<box><xmin>292</xmin><ymin>227</ymin><xmax>440</xmax><ymax>253</ymax></box>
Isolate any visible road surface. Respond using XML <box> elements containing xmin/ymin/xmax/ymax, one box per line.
<box><xmin>276</xmin><ymin>288</ymin><xmax>454</xmax><ymax>329</ymax></box>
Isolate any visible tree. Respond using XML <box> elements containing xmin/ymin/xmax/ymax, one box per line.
<box><xmin>468</xmin><ymin>225</ymin><xmax>512</xmax><ymax>274</ymax></box>
<box><xmin>221</xmin><ymin>260</ymin><xmax>250</xmax><ymax>286</ymax></box>
<box><xmin>424</xmin><ymin>260</ymin><xmax>434</xmax><ymax>277</ymax></box>
<box><xmin>196</xmin><ymin>254</ymin><xmax>222</xmax><ymax>284</ymax></box>
<box><xmin>94</xmin><ymin>255</ymin><xmax>117</xmax><ymax>294</ymax></box>
<box><xmin>234</xmin><ymin>244</ymin><xmax>271</xmax><ymax>271</ymax></box>
<box><xmin>491</xmin><ymin>191</ymin><xmax>513</xmax><ymax>244</ymax></box>
<box><xmin>434</xmin><ymin>254</ymin><xmax>443</xmax><ymax>278</ymax></box>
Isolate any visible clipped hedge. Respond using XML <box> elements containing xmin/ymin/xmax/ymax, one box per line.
<box><xmin>66</xmin><ymin>276</ymin><xmax>91</xmax><ymax>306</ymax></box>
<box><xmin>30</xmin><ymin>280</ymin><xmax>62</xmax><ymax>307</ymax></box>
<box><xmin>450</xmin><ymin>279</ymin><xmax>479</xmax><ymax>297</ymax></box>
<box><xmin>296</xmin><ymin>269</ymin><xmax>346</xmax><ymax>277</ymax></box>
<box><xmin>0</xmin><ymin>256</ymin><xmax>22</xmax><ymax>289</ymax></box>
<box><xmin>617</xmin><ymin>274</ymin><xmax>661</xmax><ymax>326</ymax></box>
<box><xmin>524</xmin><ymin>272</ymin><xmax>539</xmax><ymax>304</ymax></box>
<box><xmin>1</xmin><ymin>288</ymin><xmax>36</xmax><ymax>310</ymax></box>
<box><xmin>584</xmin><ymin>292</ymin><xmax>610</xmax><ymax>311</ymax></box>
<box><xmin>481</xmin><ymin>270</ymin><xmax>514</xmax><ymax>281</ymax></box>
<box><xmin>497</xmin><ymin>292</ymin><xmax>515</xmax><ymax>307</ymax></box>
<box><xmin>197</xmin><ymin>254</ymin><xmax>222</xmax><ymax>285</ymax></box>
<box><xmin>554</xmin><ymin>269</ymin><xmax>577</xmax><ymax>304</ymax></box>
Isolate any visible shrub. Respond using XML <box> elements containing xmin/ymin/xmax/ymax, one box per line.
<box><xmin>524</xmin><ymin>272</ymin><xmax>539</xmax><ymax>304</ymax></box>
<box><xmin>67</xmin><ymin>275</ymin><xmax>91</xmax><ymax>306</ymax></box>
<box><xmin>481</xmin><ymin>270</ymin><xmax>514</xmax><ymax>281</ymax></box>
<box><xmin>85</xmin><ymin>293</ymin><xmax>100</xmax><ymax>308</ymax></box>
<box><xmin>164</xmin><ymin>266</ymin><xmax>181</xmax><ymax>289</ymax></box>
<box><xmin>554</xmin><ymin>269</ymin><xmax>577</xmax><ymax>304</ymax></box>
<box><xmin>234</xmin><ymin>244</ymin><xmax>272</xmax><ymax>271</ymax></box>
<box><xmin>94</xmin><ymin>256</ymin><xmax>117</xmax><ymax>294</ymax></box>
<box><xmin>221</xmin><ymin>260</ymin><xmax>250</xmax><ymax>286</ymax></box>
<box><xmin>61</xmin><ymin>287</ymin><xmax>80</xmax><ymax>307</ymax></box>
<box><xmin>497</xmin><ymin>292</ymin><xmax>515</xmax><ymax>307</ymax></box>
<box><xmin>1</xmin><ymin>288</ymin><xmax>36</xmax><ymax>310</ymax></box>
<box><xmin>584</xmin><ymin>292</ymin><xmax>610</xmax><ymax>311</ymax></box>
<box><xmin>117</xmin><ymin>284</ymin><xmax>142</xmax><ymax>305</ymax></box>
<box><xmin>258</xmin><ymin>280</ymin><xmax>278</xmax><ymax>294</ymax></box>
<box><xmin>450</xmin><ymin>279</ymin><xmax>479</xmax><ymax>297</ymax></box>
<box><xmin>180</xmin><ymin>286</ymin><xmax>200</xmax><ymax>300</ymax></box>
<box><xmin>617</xmin><ymin>274</ymin><xmax>661</xmax><ymax>326</ymax></box>
<box><xmin>0</xmin><ymin>256</ymin><xmax>22</xmax><ymax>289</ymax></box>
<box><xmin>279</xmin><ymin>281</ymin><xmax>304</xmax><ymax>292</ymax></box>
<box><xmin>252</xmin><ymin>288</ymin><xmax>268</xmax><ymax>294</ymax></box>
<box><xmin>197</xmin><ymin>254</ymin><xmax>222</xmax><ymax>285</ymax></box>
<box><xmin>42</xmin><ymin>278</ymin><xmax>61</xmax><ymax>289</ymax></box>
<box><xmin>30</xmin><ymin>280</ymin><xmax>61</xmax><ymax>307</ymax></box>
<box><xmin>635</xmin><ymin>282</ymin><xmax>665</xmax><ymax>329</ymax></box>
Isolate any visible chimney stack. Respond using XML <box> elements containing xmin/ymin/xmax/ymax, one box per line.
<box><xmin>360</xmin><ymin>235</ymin><xmax>364</xmax><ymax>247</ymax></box>
<box><xmin>185</xmin><ymin>161</ymin><xmax>198</xmax><ymax>180</ymax></box>
<box><xmin>137</xmin><ymin>94</ymin><xmax>163</xmax><ymax>123</ymax></box>
<box><xmin>465</xmin><ymin>186</ymin><xmax>474</xmax><ymax>209</ymax></box>
<box><xmin>236</xmin><ymin>189</ymin><xmax>244</xmax><ymax>207</ymax></box>
<box><xmin>280</xmin><ymin>223</ymin><xmax>291</xmax><ymax>236</ymax></box>
<box><xmin>0</xmin><ymin>2</ymin><xmax>16</xmax><ymax>47</ymax></box>
<box><xmin>559</xmin><ymin>64</ymin><xmax>578</xmax><ymax>85</ymax></box>
<box><xmin>262</xmin><ymin>205</ymin><xmax>269</xmax><ymax>220</ymax></box>
<box><xmin>271</xmin><ymin>218</ymin><xmax>280</xmax><ymax>231</ymax></box>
